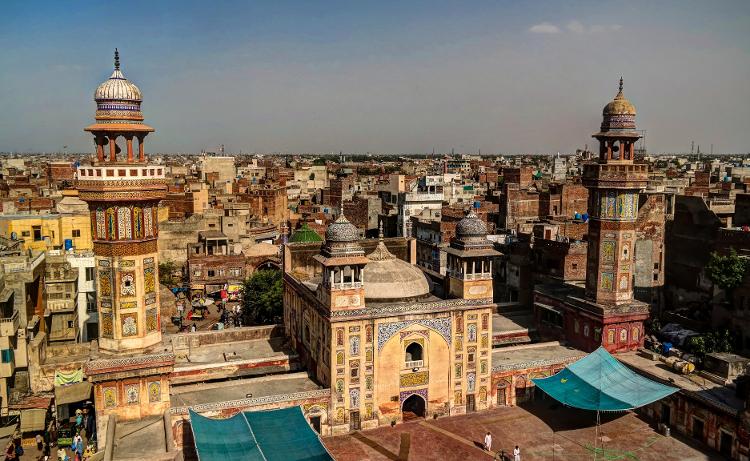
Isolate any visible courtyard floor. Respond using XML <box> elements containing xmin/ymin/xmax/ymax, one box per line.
<box><xmin>324</xmin><ymin>402</ymin><xmax>722</xmax><ymax>461</ymax></box>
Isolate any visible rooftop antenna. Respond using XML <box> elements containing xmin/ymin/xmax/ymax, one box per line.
<box><xmin>691</xmin><ymin>141</ymin><xmax>694</xmax><ymax>155</ymax></box>
<box><xmin>710</xmin><ymin>144</ymin><xmax>714</xmax><ymax>156</ymax></box>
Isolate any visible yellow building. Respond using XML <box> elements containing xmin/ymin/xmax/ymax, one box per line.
<box><xmin>284</xmin><ymin>211</ymin><xmax>499</xmax><ymax>434</ymax></box>
<box><xmin>0</xmin><ymin>211</ymin><xmax>92</xmax><ymax>252</ymax></box>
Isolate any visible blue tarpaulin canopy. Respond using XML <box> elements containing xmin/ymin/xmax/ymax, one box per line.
<box><xmin>532</xmin><ymin>347</ymin><xmax>678</xmax><ymax>411</ymax></box>
<box><xmin>190</xmin><ymin>407</ymin><xmax>333</xmax><ymax>461</ymax></box>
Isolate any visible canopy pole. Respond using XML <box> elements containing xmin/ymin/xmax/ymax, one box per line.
<box><xmin>593</xmin><ymin>410</ymin><xmax>600</xmax><ymax>460</ymax></box>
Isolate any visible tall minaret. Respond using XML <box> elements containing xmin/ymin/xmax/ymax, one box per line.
<box><xmin>582</xmin><ymin>78</ymin><xmax>648</xmax><ymax>305</ymax></box>
<box><xmin>78</xmin><ymin>50</ymin><xmax>167</xmax><ymax>352</ymax></box>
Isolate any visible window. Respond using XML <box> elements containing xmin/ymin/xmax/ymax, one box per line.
<box><xmin>86</xmin><ymin>294</ymin><xmax>96</xmax><ymax>313</ymax></box>
<box><xmin>86</xmin><ymin>267</ymin><xmax>95</xmax><ymax>282</ymax></box>
<box><xmin>654</xmin><ymin>263</ymin><xmax>659</xmax><ymax>270</ymax></box>
<box><xmin>21</xmin><ymin>231</ymin><xmax>30</xmax><ymax>237</ymax></box>
<box><xmin>653</xmin><ymin>273</ymin><xmax>659</xmax><ymax>281</ymax></box>
<box><xmin>72</xmin><ymin>229</ymin><xmax>81</xmax><ymax>238</ymax></box>
<box><xmin>405</xmin><ymin>342</ymin><xmax>423</xmax><ymax>363</ymax></box>
<box><xmin>207</xmin><ymin>270</ymin><xmax>215</xmax><ymax>277</ymax></box>
<box><xmin>67</xmin><ymin>321</ymin><xmax>74</xmax><ymax>329</ymax></box>
<box><xmin>350</xmin><ymin>367</ymin><xmax>359</xmax><ymax>379</ymax></box>
<box><xmin>33</xmin><ymin>226</ymin><xmax>42</xmax><ymax>241</ymax></box>
<box><xmin>1</xmin><ymin>349</ymin><xmax>13</xmax><ymax>363</ymax></box>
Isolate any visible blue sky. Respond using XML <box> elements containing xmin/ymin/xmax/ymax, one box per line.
<box><xmin>1</xmin><ymin>0</ymin><xmax>748</xmax><ymax>154</ymax></box>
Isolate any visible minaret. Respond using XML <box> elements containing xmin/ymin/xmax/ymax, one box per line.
<box><xmin>77</xmin><ymin>50</ymin><xmax>167</xmax><ymax>352</ymax></box>
<box><xmin>314</xmin><ymin>211</ymin><xmax>368</xmax><ymax>312</ymax></box>
<box><xmin>582</xmin><ymin>78</ymin><xmax>648</xmax><ymax>305</ymax></box>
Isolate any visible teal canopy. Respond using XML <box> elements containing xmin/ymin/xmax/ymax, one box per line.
<box><xmin>532</xmin><ymin>347</ymin><xmax>678</xmax><ymax>411</ymax></box>
<box><xmin>190</xmin><ymin>407</ymin><xmax>333</xmax><ymax>461</ymax></box>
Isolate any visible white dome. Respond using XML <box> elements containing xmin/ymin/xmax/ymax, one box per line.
<box><xmin>95</xmin><ymin>69</ymin><xmax>142</xmax><ymax>101</ymax></box>
<box><xmin>363</xmin><ymin>241</ymin><xmax>430</xmax><ymax>301</ymax></box>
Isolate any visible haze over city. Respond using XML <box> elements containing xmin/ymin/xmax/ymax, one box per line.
<box><xmin>1</xmin><ymin>0</ymin><xmax>749</xmax><ymax>154</ymax></box>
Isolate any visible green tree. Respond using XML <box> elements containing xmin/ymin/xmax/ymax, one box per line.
<box><xmin>241</xmin><ymin>270</ymin><xmax>283</xmax><ymax>325</ymax></box>
<box><xmin>159</xmin><ymin>260</ymin><xmax>178</xmax><ymax>288</ymax></box>
<box><xmin>705</xmin><ymin>249</ymin><xmax>749</xmax><ymax>292</ymax></box>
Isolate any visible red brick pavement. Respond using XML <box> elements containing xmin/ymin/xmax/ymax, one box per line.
<box><xmin>324</xmin><ymin>402</ymin><xmax>721</xmax><ymax>461</ymax></box>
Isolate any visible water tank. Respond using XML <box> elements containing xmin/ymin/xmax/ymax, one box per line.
<box><xmin>64</xmin><ymin>239</ymin><xmax>73</xmax><ymax>250</ymax></box>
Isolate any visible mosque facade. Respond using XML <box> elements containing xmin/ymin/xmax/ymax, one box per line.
<box><xmin>283</xmin><ymin>216</ymin><xmax>499</xmax><ymax>433</ymax></box>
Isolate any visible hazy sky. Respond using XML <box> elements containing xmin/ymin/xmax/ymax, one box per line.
<box><xmin>1</xmin><ymin>1</ymin><xmax>749</xmax><ymax>155</ymax></box>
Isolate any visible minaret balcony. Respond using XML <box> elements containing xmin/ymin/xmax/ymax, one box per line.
<box><xmin>582</xmin><ymin>163</ymin><xmax>648</xmax><ymax>188</ymax></box>
<box><xmin>77</xmin><ymin>164</ymin><xmax>165</xmax><ymax>182</ymax></box>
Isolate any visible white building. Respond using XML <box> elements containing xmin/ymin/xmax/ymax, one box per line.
<box><xmin>62</xmin><ymin>250</ymin><xmax>97</xmax><ymax>342</ymax></box>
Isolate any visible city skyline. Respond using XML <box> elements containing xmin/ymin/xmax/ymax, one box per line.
<box><xmin>1</xmin><ymin>0</ymin><xmax>749</xmax><ymax>155</ymax></box>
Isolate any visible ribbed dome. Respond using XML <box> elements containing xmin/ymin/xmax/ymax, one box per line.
<box><xmin>602</xmin><ymin>90</ymin><xmax>636</xmax><ymax>116</ymax></box>
<box><xmin>95</xmin><ymin>69</ymin><xmax>142</xmax><ymax>101</ymax></box>
<box><xmin>456</xmin><ymin>209</ymin><xmax>488</xmax><ymax>238</ymax></box>
<box><xmin>599</xmin><ymin>78</ymin><xmax>636</xmax><ymax>132</ymax></box>
<box><xmin>364</xmin><ymin>240</ymin><xmax>430</xmax><ymax>301</ymax></box>
<box><xmin>325</xmin><ymin>214</ymin><xmax>359</xmax><ymax>242</ymax></box>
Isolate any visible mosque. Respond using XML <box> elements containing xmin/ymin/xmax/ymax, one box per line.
<box><xmin>29</xmin><ymin>51</ymin><xmax>659</xmax><ymax>456</ymax></box>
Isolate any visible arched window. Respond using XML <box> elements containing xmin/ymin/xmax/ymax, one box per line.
<box><xmin>405</xmin><ymin>342</ymin><xmax>423</xmax><ymax>363</ymax></box>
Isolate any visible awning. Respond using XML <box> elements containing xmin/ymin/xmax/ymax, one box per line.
<box><xmin>55</xmin><ymin>381</ymin><xmax>92</xmax><ymax>406</ymax></box>
<box><xmin>20</xmin><ymin>409</ymin><xmax>47</xmax><ymax>432</ymax></box>
<box><xmin>190</xmin><ymin>406</ymin><xmax>333</xmax><ymax>461</ymax></box>
<box><xmin>0</xmin><ymin>425</ymin><xmax>17</xmax><ymax>439</ymax></box>
<box><xmin>532</xmin><ymin>347</ymin><xmax>678</xmax><ymax>411</ymax></box>
<box><xmin>54</xmin><ymin>368</ymin><xmax>83</xmax><ymax>386</ymax></box>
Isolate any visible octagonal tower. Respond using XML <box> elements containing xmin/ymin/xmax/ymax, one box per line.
<box><xmin>77</xmin><ymin>50</ymin><xmax>167</xmax><ymax>352</ymax></box>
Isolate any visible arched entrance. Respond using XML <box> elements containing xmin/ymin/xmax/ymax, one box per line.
<box><xmin>255</xmin><ymin>261</ymin><xmax>280</xmax><ymax>272</ymax></box>
<box><xmin>402</xmin><ymin>394</ymin><xmax>426</xmax><ymax>420</ymax></box>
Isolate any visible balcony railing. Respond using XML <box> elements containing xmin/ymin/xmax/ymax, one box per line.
<box><xmin>405</xmin><ymin>360</ymin><xmax>424</xmax><ymax>369</ymax></box>
<box><xmin>333</xmin><ymin>282</ymin><xmax>363</xmax><ymax>289</ymax></box>
<box><xmin>465</xmin><ymin>273</ymin><xmax>492</xmax><ymax>281</ymax></box>
<box><xmin>0</xmin><ymin>311</ymin><xmax>19</xmax><ymax>337</ymax></box>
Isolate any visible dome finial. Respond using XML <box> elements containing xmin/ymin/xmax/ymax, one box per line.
<box><xmin>617</xmin><ymin>76</ymin><xmax>623</xmax><ymax>96</ymax></box>
<box><xmin>378</xmin><ymin>221</ymin><xmax>384</xmax><ymax>241</ymax></box>
<box><xmin>114</xmin><ymin>48</ymin><xmax>120</xmax><ymax>70</ymax></box>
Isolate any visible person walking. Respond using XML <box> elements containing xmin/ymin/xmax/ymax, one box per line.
<box><xmin>484</xmin><ymin>432</ymin><xmax>492</xmax><ymax>452</ymax></box>
<box><xmin>72</xmin><ymin>432</ymin><xmax>83</xmax><ymax>461</ymax></box>
<box><xmin>513</xmin><ymin>445</ymin><xmax>521</xmax><ymax>461</ymax></box>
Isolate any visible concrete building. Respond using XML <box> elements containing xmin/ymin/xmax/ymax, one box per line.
<box><xmin>43</xmin><ymin>255</ymin><xmax>80</xmax><ymax>343</ymax></box>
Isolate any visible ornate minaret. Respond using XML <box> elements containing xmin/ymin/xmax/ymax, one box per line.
<box><xmin>78</xmin><ymin>50</ymin><xmax>167</xmax><ymax>352</ymax></box>
<box><xmin>582</xmin><ymin>78</ymin><xmax>648</xmax><ymax>305</ymax></box>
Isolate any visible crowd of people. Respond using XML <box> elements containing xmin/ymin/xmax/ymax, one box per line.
<box><xmin>3</xmin><ymin>404</ymin><xmax>96</xmax><ymax>461</ymax></box>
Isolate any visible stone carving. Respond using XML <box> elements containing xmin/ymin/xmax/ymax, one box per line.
<box><xmin>146</xmin><ymin>308</ymin><xmax>158</xmax><ymax>332</ymax></box>
<box><xmin>378</xmin><ymin>317</ymin><xmax>451</xmax><ymax>351</ymax></box>
<box><xmin>336</xmin><ymin>351</ymin><xmax>344</xmax><ymax>366</ymax></box>
<box><xmin>168</xmin><ymin>388</ymin><xmax>331</xmax><ymax>415</ymax></box>
<box><xmin>349</xmin><ymin>388</ymin><xmax>360</xmax><ymax>407</ymax></box>
<box><xmin>101</xmin><ymin>313</ymin><xmax>113</xmax><ymax>338</ymax></box>
<box><xmin>331</xmin><ymin>297</ymin><xmax>493</xmax><ymax>319</ymax></box>
<box><xmin>99</xmin><ymin>270</ymin><xmax>112</xmax><ymax>297</ymax></box>
<box><xmin>350</xmin><ymin>336</ymin><xmax>360</xmax><ymax>356</ymax></box>
<box><xmin>103</xmin><ymin>386</ymin><xmax>117</xmax><ymax>408</ymax></box>
<box><xmin>399</xmin><ymin>388</ymin><xmax>427</xmax><ymax>405</ymax></box>
<box><xmin>126</xmin><ymin>384</ymin><xmax>139</xmax><ymax>404</ymax></box>
<box><xmin>120</xmin><ymin>272</ymin><xmax>135</xmax><ymax>296</ymax></box>
<box><xmin>120</xmin><ymin>301</ymin><xmax>136</xmax><ymax>310</ymax></box>
<box><xmin>122</xmin><ymin>313</ymin><xmax>138</xmax><ymax>337</ymax></box>
<box><xmin>148</xmin><ymin>381</ymin><xmax>161</xmax><ymax>402</ymax></box>
<box><xmin>467</xmin><ymin>372</ymin><xmax>476</xmax><ymax>392</ymax></box>
<box><xmin>468</xmin><ymin>324</ymin><xmax>477</xmax><ymax>342</ymax></box>
<box><xmin>144</xmin><ymin>267</ymin><xmax>155</xmax><ymax>294</ymax></box>
<box><xmin>118</xmin><ymin>207</ymin><xmax>132</xmax><ymax>239</ymax></box>
<box><xmin>400</xmin><ymin>372</ymin><xmax>428</xmax><ymax>388</ymax></box>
